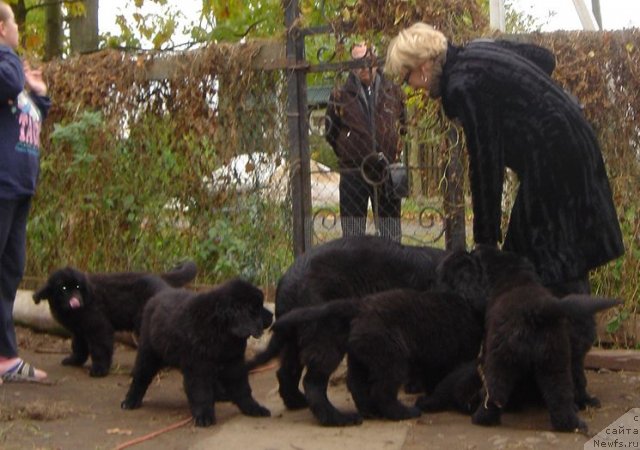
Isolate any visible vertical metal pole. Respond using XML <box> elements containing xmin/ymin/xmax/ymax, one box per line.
<box><xmin>284</xmin><ymin>0</ymin><xmax>312</xmax><ymax>256</ymax></box>
<box><xmin>444</xmin><ymin>127</ymin><xmax>466</xmax><ymax>251</ymax></box>
<box><xmin>591</xmin><ymin>0</ymin><xmax>602</xmax><ymax>30</ymax></box>
<box><xmin>489</xmin><ymin>0</ymin><xmax>506</xmax><ymax>32</ymax></box>
<box><xmin>571</xmin><ymin>0</ymin><xmax>599</xmax><ymax>30</ymax></box>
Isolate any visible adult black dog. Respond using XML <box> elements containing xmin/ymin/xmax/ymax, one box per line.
<box><xmin>247</xmin><ymin>236</ymin><xmax>447</xmax><ymax>426</ymax></box>
<box><xmin>32</xmin><ymin>261</ymin><xmax>197</xmax><ymax>377</ymax></box>
<box><xmin>470</xmin><ymin>246</ymin><xmax>620</xmax><ymax>432</ymax></box>
<box><xmin>272</xmin><ymin>284</ymin><xmax>485</xmax><ymax>424</ymax></box>
<box><xmin>121</xmin><ymin>278</ymin><xmax>272</xmax><ymax>427</ymax></box>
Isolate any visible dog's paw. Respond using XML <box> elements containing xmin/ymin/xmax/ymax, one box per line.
<box><xmin>576</xmin><ymin>394</ymin><xmax>600</xmax><ymax>410</ymax></box>
<box><xmin>319</xmin><ymin>411</ymin><xmax>363</xmax><ymax>427</ymax></box>
<box><xmin>89</xmin><ymin>365</ymin><xmax>109</xmax><ymax>377</ymax></box>
<box><xmin>194</xmin><ymin>412</ymin><xmax>216</xmax><ymax>427</ymax></box>
<box><xmin>282</xmin><ymin>392</ymin><xmax>309</xmax><ymax>410</ymax></box>
<box><xmin>61</xmin><ymin>355</ymin><xmax>85</xmax><ymax>366</ymax></box>
<box><xmin>245</xmin><ymin>404</ymin><xmax>271</xmax><ymax>417</ymax></box>
<box><xmin>575</xmin><ymin>419</ymin><xmax>589</xmax><ymax>434</ymax></box>
<box><xmin>358</xmin><ymin>409</ymin><xmax>378</xmax><ymax>419</ymax></box>
<box><xmin>472</xmin><ymin>406</ymin><xmax>501</xmax><ymax>427</ymax></box>
<box><xmin>121</xmin><ymin>398</ymin><xmax>142</xmax><ymax>410</ymax></box>
<box><xmin>235</xmin><ymin>397</ymin><xmax>272</xmax><ymax>417</ymax></box>
<box><xmin>384</xmin><ymin>405</ymin><xmax>421</xmax><ymax>421</ymax></box>
<box><xmin>551</xmin><ymin>413</ymin><xmax>588</xmax><ymax>433</ymax></box>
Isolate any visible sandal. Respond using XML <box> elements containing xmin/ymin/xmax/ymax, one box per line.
<box><xmin>0</xmin><ymin>359</ymin><xmax>47</xmax><ymax>383</ymax></box>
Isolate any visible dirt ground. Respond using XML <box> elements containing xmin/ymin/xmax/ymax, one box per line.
<box><xmin>1</xmin><ymin>326</ymin><xmax>640</xmax><ymax>450</ymax></box>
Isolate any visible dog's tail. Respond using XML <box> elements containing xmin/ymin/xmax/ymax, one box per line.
<box><xmin>246</xmin><ymin>330</ymin><xmax>287</xmax><ymax>371</ymax></box>
<box><xmin>246</xmin><ymin>298</ymin><xmax>363</xmax><ymax>371</ymax></box>
<box><xmin>161</xmin><ymin>260</ymin><xmax>198</xmax><ymax>287</ymax></box>
<box><xmin>559</xmin><ymin>295</ymin><xmax>623</xmax><ymax>318</ymax></box>
<box><xmin>271</xmin><ymin>298</ymin><xmax>363</xmax><ymax>333</ymax></box>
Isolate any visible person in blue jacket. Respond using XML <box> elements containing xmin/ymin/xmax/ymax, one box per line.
<box><xmin>0</xmin><ymin>1</ymin><xmax>51</xmax><ymax>383</ymax></box>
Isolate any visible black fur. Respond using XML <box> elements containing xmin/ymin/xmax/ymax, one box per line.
<box><xmin>433</xmin><ymin>248</ymin><xmax>488</xmax><ymax>309</ymax></box>
<box><xmin>120</xmin><ymin>278</ymin><xmax>271</xmax><ymax>427</ymax></box>
<box><xmin>32</xmin><ymin>261</ymin><xmax>197</xmax><ymax>377</ymax></box>
<box><xmin>247</xmin><ymin>236</ymin><xmax>447</xmax><ymax>426</ymax></box>
<box><xmin>416</xmin><ymin>360</ymin><xmax>483</xmax><ymax>414</ymax></box>
<box><xmin>273</xmin><ymin>287</ymin><xmax>485</xmax><ymax>424</ymax></box>
<box><xmin>565</xmin><ymin>299</ymin><xmax>608</xmax><ymax>409</ymax></box>
<box><xmin>470</xmin><ymin>246</ymin><xmax>621</xmax><ymax>433</ymax></box>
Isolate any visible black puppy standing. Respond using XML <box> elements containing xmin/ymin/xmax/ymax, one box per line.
<box><xmin>32</xmin><ymin>261</ymin><xmax>197</xmax><ymax>377</ymax></box>
<box><xmin>272</xmin><ymin>288</ymin><xmax>485</xmax><ymax>423</ymax></box>
<box><xmin>471</xmin><ymin>246</ymin><xmax>621</xmax><ymax>432</ymax></box>
<box><xmin>121</xmin><ymin>278</ymin><xmax>272</xmax><ymax>427</ymax></box>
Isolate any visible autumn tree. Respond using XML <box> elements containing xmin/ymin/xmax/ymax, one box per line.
<box><xmin>12</xmin><ymin>0</ymin><xmax>545</xmax><ymax>61</ymax></box>
<box><xmin>7</xmin><ymin>0</ymin><xmax>97</xmax><ymax>59</ymax></box>
<box><xmin>68</xmin><ymin>0</ymin><xmax>98</xmax><ymax>54</ymax></box>
<box><xmin>43</xmin><ymin>0</ymin><xmax>63</xmax><ymax>60</ymax></box>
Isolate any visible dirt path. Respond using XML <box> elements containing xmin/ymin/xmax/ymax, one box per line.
<box><xmin>1</xmin><ymin>326</ymin><xmax>639</xmax><ymax>450</ymax></box>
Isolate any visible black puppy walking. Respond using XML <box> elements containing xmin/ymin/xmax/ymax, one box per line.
<box><xmin>33</xmin><ymin>261</ymin><xmax>197</xmax><ymax>377</ymax></box>
<box><xmin>121</xmin><ymin>278</ymin><xmax>272</xmax><ymax>427</ymax></box>
<box><xmin>247</xmin><ymin>236</ymin><xmax>446</xmax><ymax>426</ymax></box>
<box><xmin>272</xmin><ymin>285</ymin><xmax>485</xmax><ymax>423</ymax></box>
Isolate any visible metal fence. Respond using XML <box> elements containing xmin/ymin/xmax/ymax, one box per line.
<box><xmin>283</xmin><ymin>2</ymin><xmax>466</xmax><ymax>256</ymax></box>
<box><xmin>26</xmin><ymin>7</ymin><xmax>467</xmax><ymax>288</ymax></box>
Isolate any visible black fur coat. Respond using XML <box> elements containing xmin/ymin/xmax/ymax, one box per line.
<box><xmin>439</xmin><ymin>40</ymin><xmax>624</xmax><ymax>284</ymax></box>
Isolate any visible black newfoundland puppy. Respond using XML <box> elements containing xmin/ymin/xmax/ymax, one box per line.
<box><xmin>121</xmin><ymin>278</ymin><xmax>272</xmax><ymax>427</ymax></box>
<box><xmin>32</xmin><ymin>261</ymin><xmax>197</xmax><ymax>377</ymax></box>
<box><xmin>272</xmin><ymin>284</ymin><xmax>485</xmax><ymax>424</ymax></box>
<box><xmin>470</xmin><ymin>246</ymin><xmax>620</xmax><ymax>433</ymax></box>
<box><xmin>247</xmin><ymin>236</ymin><xmax>447</xmax><ymax>426</ymax></box>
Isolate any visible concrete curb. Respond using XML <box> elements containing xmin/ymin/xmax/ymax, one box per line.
<box><xmin>585</xmin><ymin>349</ymin><xmax>640</xmax><ymax>372</ymax></box>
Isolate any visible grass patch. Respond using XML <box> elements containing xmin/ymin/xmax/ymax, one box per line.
<box><xmin>0</xmin><ymin>400</ymin><xmax>76</xmax><ymax>422</ymax></box>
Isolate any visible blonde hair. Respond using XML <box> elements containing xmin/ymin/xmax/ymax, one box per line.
<box><xmin>385</xmin><ymin>23</ymin><xmax>448</xmax><ymax>79</ymax></box>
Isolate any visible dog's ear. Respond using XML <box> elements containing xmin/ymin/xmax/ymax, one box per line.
<box><xmin>33</xmin><ymin>283</ymin><xmax>52</xmax><ymax>304</ymax></box>
<box><xmin>437</xmin><ymin>250</ymin><xmax>486</xmax><ymax>293</ymax></box>
<box><xmin>472</xmin><ymin>246</ymin><xmax>537</xmax><ymax>286</ymax></box>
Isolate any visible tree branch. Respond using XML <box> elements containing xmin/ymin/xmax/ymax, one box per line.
<box><xmin>235</xmin><ymin>19</ymin><xmax>267</xmax><ymax>38</ymax></box>
<box><xmin>25</xmin><ymin>0</ymin><xmax>84</xmax><ymax>15</ymax></box>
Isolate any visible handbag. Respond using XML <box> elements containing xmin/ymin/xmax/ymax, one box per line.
<box><xmin>388</xmin><ymin>162</ymin><xmax>409</xmax><ymax>198</ymax></box>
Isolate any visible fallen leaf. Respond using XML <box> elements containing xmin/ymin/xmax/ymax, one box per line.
<box><xmin>106</xmin><ymin>428</ymin><xmax>133</xmax><ymax>436</ymax></box>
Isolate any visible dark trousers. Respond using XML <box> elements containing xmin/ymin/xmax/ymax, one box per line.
<box><xmin>339</xmin><ymin>170</ymin><xmax>401</xmax><ymax>242</ymax></box>
<box><xmin>0</xmin><ymin>197</ymin><xmax>31</xmax><ymax>358</ymax></box>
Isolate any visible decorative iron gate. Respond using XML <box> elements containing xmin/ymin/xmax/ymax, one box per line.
<box><xmin>283</xmin><ymin>1</ymin><xmax>467</xmax><ymax>256</ymax></box>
